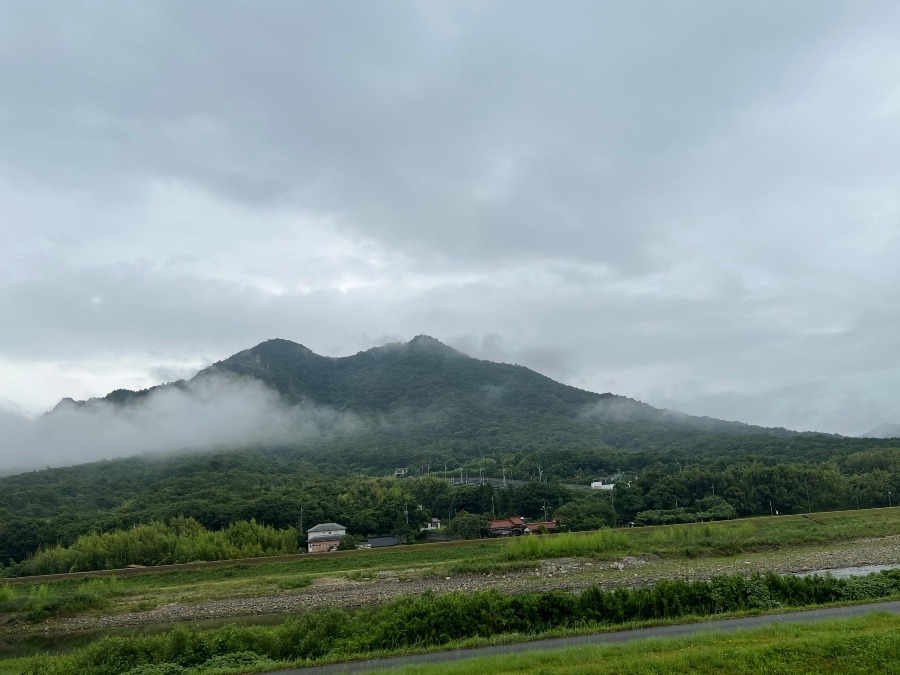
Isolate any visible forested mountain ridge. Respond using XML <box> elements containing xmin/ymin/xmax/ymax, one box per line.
<box><xmin>60</xmin><ymin>335</ymin><xmax>798</xmax><ymax>439</ymax></box>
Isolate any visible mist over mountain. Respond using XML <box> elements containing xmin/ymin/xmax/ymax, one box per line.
<box><xmin>0</xmin><ymin>335</ymin><xmax>810</xmax><ymax>474</ymax></box>
<box><xmin>862</xmin><ymin>423</ymin><xmax>900</xmax><ymax>439</ymax></box>
<box><xmin>79</xmin><ymin>335</ymin><xmax>796</xmax><ymax>434</ymax></box>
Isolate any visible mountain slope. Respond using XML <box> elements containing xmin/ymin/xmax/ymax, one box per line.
<box><xmin>68</xmin><ymin>335</ymin><xmax>798</xmax><ymax>442</ymax></box>
<box><xmin>862</xmin><ymin>423</ymin><xmax>900</xmax><ymax>439</ymax></box>
<box><xmin>202</xmin><ymin>335</ymin><xmax>609</xmax><ymax>414</ymax></box>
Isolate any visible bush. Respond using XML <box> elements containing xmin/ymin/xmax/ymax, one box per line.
<box><xmin>122</xmin><ymin>665</ymin><xmax>184</xmax><ymax>675</ymax></box>
<box><xmin>200</xmin><ymin>651</ymin><xmax>275</xmax><ymax>669</ymax></box>
<box><xmin>19</xmin><ymin>518</ymin><xmax>299</xmax><ymax>575</ymax></box>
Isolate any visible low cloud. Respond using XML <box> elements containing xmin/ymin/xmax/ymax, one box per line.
<box><xmin>0</xmin><ymin>374</ymin><xmax>362</xmax><ymax>474</ymax></box>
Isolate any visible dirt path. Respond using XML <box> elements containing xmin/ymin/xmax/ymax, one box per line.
<box><xmin>5</xmin><ymin>535</ymin><xmax>899</xmax><ymax>638</ymax></box>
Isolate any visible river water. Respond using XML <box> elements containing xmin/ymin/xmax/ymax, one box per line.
<box><xmin>795</xmin><ymin>563</ymin><xmax>900</xmax><ymax>579</ymax></box>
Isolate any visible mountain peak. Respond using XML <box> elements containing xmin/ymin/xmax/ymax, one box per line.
<box><xmin>410</xmin><ymin>334</ymin><xmax>442</xmax><ymax>345</ymax></box>
<box><xmin>248</xmin><ymin>338</ymin><xmax>311</xmax><ymax>352</ymax></box>
<box><xmin>50</xmin><ymin>336</ymin><xmax>805</xmax><ymax>441</ymax></box>
<box><xmin>407</xmin><ymin>335</ymin><xmax>457</xmax><ymax>352</ymax></box>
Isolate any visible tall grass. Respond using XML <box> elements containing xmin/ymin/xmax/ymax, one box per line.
<box><xmin>0</xmin><ymin>578</ymin><xmax>130</xmax><ymax>622</ymax></box>
<box><xmin>502</xmin><ymin>530</ymin><xmax>630</xmax><ymax>561</ymax></box>
<box><xmin>498</xmin><ymin>510</ymin><xmax>898</xmax><ymax>563</ymax></box>
<box><xmin>8</xmin><ymin>570</ymin><xmax>900</xmax><ymax>675</ymax></box>
<box><xmin>381</xmin><ymin>613</ymin><xmax>900</xmax><ymax>675</ymax></box>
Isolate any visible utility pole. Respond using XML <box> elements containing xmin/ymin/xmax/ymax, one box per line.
<box><xmin>502</xmin><ymin>466</ymin><xmax>507</xmax><ymax>488</ymax></box>
<box><xmin>542</xmin><ymin>499</ymin><xmax>548</xmax><ymax>521</ymax></box>
<box><xmin>404</xmin><ymin>503</ymin><xmax>409</xmax><ymax>525</ymax></box>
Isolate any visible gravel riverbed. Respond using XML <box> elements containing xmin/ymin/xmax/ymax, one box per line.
<box><xmin>5</xmin><ymin>535</ymin><xmax>899</xmax><ymax>638</ymax></box>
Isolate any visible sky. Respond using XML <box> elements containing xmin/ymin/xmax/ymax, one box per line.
<box><xmin>1</xmin><ymin>1</ymin><xmax>899</xmax><ymax>443</ymax></box>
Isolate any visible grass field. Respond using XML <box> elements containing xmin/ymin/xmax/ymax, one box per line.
<box><xmin>1</xmin><ymin>507</ymin><xmax>898</xmax><ymax>625</ymax></box>
<box><xmin>383</xmin><ymin>612</ymin><xmax>900</xmax><ymax>674</ymax></box>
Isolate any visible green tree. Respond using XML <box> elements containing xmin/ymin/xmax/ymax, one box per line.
<box><xmin>445</xmin><ymin>511</ymin><xmax>487</xmax><ymax>540</ymax></box>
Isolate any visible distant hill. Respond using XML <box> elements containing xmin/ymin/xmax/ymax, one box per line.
<box><xmin>59</xmin><ymin>335</ymin><xmax>800</xmax><ymax>445</ymax></box>
<box><xmin>862</xmin><ymin>423</ymin><xmax>900</xmax><ymax>439</ymax></box>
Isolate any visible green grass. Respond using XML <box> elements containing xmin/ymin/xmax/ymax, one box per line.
<box><xmin>381</xmin><ymin>613</ymin><xmax>900</xmax><ymax>674</ymax></box>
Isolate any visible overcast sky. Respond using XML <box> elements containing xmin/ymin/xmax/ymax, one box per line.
<box><xmin>1</xmin><ymin>1</ymin><xmax>899</xmax><ymax>437</ymax></box>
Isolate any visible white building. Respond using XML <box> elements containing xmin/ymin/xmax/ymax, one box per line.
<box><xmin>590</xmin><ymin>481</ymin><xmax>616</xmax><ymax>490</ymax></box>
<box><xmin>306</xmin><ymin>522</ymin><xmax>347</xmax><ymax>553</ymax></box>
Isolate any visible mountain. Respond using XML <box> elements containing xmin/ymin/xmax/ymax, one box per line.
<box><xmin>862</xmin><ymin>423</ymin><xmax>900</xmax><ymax>439</ymax></box>
<box><xmin>7</xmin><ymin>336</ymin><xmax>890</xmax><ymax>566</ymax></box>
<box><xmin>64</xmin><ymin>335</ymin><xmax>797</xmax><ymax>441</ymax></box>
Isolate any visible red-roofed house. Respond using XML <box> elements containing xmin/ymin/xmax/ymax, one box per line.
<box><xmin>487</xmin><ymin>516</ymin><xmax>526</xmax><ymax>536</ymax></box>
<box><xmin>488</xmin><ymin>516</ymin><xmax>558</xmax><ymax>536</ymax></box>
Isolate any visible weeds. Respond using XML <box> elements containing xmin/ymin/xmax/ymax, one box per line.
<box><xmin>10</xmin><ymin>570</ymin><xmax>900</xmax><ymax>675</ymax></box>
<box><xmin>277</xmin><ymin>577</ymin><xmax>312</xmax><ymax>590</ymax></box>
<box><xmin>23</xmin><ymin>578</ymin><xmax>126</xmax><ymax>622</ymax></box>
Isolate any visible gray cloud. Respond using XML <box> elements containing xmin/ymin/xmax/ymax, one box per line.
<box><xmin>1</xmin><ymin>1</ymin><xmax>899</xmax><ymax>439</ymax></box>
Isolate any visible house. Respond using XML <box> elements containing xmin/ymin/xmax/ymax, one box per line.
<box><xmin>394</xmin><ymin>467</ymin><xmax>409</xmax><ymax>478</ymax></box>
<box><xmin>421</xmin><ymin>517</ymin><xmax>441</xmax><ymax>531</ymax></box>
<box><xmin>488</xmin><ymin>516</ymin><xmax>558</xmax><ymax>536</ymax></box>
<box><xmin>590</xmin><ymin>481</ymin><xmax>615</xmax><ymax>490</ymax></box>
<box><xmin>591</xmin><ymin>472</ymin><xmax>626</xmax><ymax>490</ymax></box>
<box><xmin>488</xmin><ymin>516</ymin><xmax>527</xmax><ymax>536</ymax></box>
<box><xmin>306</xmin><ymin>522</ymin><xmax>347</xmax><ymax>553</ymax></box>
<box><xmin>358</xmin><ymin>535</ymin><xmax>406</xmax><ymax>549</ymax></box>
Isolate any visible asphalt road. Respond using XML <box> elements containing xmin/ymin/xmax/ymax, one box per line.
<box><xmin>265</xmin><ymin>599</ymin><xmax>900</xmax><ymax>674</ymax></box>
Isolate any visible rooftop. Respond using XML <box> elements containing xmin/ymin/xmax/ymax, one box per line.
<box><xmin>307</xmin><ymin>522</ymin><xmax>347</xmax><ymax>533</ymax></box>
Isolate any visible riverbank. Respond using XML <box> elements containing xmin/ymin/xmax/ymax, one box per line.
<box><xmin>4</xmin><ymin>533</ymin><xmax>898</xmax><ymax>639</ymax></box>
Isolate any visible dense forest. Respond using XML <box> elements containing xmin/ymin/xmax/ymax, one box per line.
<box><xmin>2</xmin><ymin>441</ymin><xmax>898</xmax><ymax>571</ymax></box>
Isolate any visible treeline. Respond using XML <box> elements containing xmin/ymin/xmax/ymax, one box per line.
<box><xmin>409</xmin><ymin>448</ymin><xmax>899</xmax><ymax>532</ymax></box>
<box><xmin>619</xmin><ymin>449</ymin><xmax>900</xmax><ymax>522</ymax></box>
<box><xmin>7</xmin><ymin>517</ymin><xmax>298</xmax><ymax>576</ymax></box>
<box><xmin>2</xmin><ymin>443</ymin><xmax>899</xmax><ymax>564</ymax></box>
<box><xmin>20</xmin><ymin>570</ymin><xmax>900</xmax><ymax>675</ymax></box>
